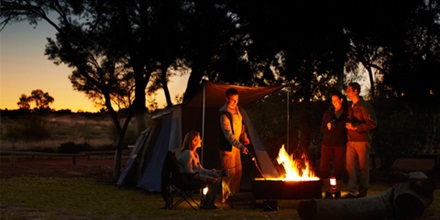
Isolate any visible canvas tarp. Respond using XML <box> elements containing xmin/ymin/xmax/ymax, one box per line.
<box><xmin>117</xmin><ymin>80</ymin><xmax>284</xmax><ymax>192</ymax></box>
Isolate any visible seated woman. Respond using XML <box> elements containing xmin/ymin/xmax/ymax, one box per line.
<box><xmin>175</xmin><ymin>130</ymin><xmax>221</xmax><ymax>210</ymax></box>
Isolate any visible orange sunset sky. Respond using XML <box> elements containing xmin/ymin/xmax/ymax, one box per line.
<box><xmin>0</xmin><ymin>21</ymin><xmax>187</xmax><ymax>112</ymax></box>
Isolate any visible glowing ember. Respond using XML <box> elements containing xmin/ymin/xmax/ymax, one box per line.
<box><xmin>276</xmin><ymin>145</ymin><xmax>319</xmax><ymax>181</ymax></box>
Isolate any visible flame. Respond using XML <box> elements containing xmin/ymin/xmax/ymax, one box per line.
<box><xmin>276</xmin><ymin>145</ymin><xmax>319</xmax><ymax>181</ymax></box>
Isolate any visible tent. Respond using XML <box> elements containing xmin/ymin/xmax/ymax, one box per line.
<box><xmin>117</xmin><ymin>80</ymin><xmax>285</xmax><ymax>192</ymax></box>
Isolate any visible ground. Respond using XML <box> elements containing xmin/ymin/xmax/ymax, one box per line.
<box><xmin>0</xmin><ymin>155</ymin><xmax>118</xmax><ymax>182</ymax></box>
<box><xmin>1</xmin><ymin>154</ymin><xmax>439</xmax><ymax>220</ymax></box>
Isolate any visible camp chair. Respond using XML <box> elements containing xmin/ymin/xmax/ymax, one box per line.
<box><xmin>161</xmin><ymin>151</ymin><xmax>208</xmax><ymax>210</ymax></box>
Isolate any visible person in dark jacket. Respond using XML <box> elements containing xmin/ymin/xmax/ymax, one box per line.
<box><xmin>319</xmin><ymin>91</ymin><xmax>348</xmax><ymax>199</ymax></box>
<box><xmin>343</xmin><ymin>82</ymin><xmax>377</xmax><ymax>199</ymax></box>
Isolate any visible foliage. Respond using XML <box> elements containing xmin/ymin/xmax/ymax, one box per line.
<box><xmin>16</xmin><ymin>89</ymin><xmax>54</xmax><ymax>112</ymax></box>
<box><xmin>247</xmin><ymin>93</ymin><xmax>440</xmax><ymax>172</ymax></box>
<box><xmin>373</xmin><ymin>97</ymin><xmax>440</xmax><ymax>169</ymax></box>
<box><xmin>23</xmin><ymin>116</ymin><xmax>51</xmax><ymax>142</ymax></box>
<box><xmin>1</xmin><ymin>124</ymin><xmax>21</xmax><ymax>148</ymax></box>
<box><xmin>1</xmin><ymin>115</ymin><xmax>52</xmax><ymax>144</ymax></box>
<box><xmin>0</xmin><ymin>112</ymin><xmax>115</xmax><ymax>151</ymax></box>
<box><xmin>58</xmin><ymin>141</ymin><xmax>93</xmax><ymax>153</ymax></box>
<box><xmin>2</xmin><ymin>0</ymin><xmax>439</xmax><ymax>179</ymax></box>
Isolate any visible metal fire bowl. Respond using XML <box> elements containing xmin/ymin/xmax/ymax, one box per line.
<box><xmin>252</xmin><ymin>178</ymin><xmax>322</xmax><ymax>200</ymax></box>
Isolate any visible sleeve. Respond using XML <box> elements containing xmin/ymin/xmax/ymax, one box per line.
<box><xmin>320</xmin><ymin>110</ymin><xmax>331</xmax><ymax>135</ymax></box>
<box><xmin>357</xmin><ymin>102</ymin><xmax>377</xmax><ymax>133</ymax></box>
<box><xmin>178</xmin><ymin>150</ymin><xmax>197</xmax><ymax>174</ymax></box>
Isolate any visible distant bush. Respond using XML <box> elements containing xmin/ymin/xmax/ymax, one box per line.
<box><xmin>58</xmin><ymin>141</ymin><xmax>93</xmax><ymax>153</ymax></box>
<box><xmin>23</xmin><ymin>116</ymin><xmax>51</xmax><ymax>142</ymax></box>
<box><xmin>1</xmin><ymin>115</ymin><xmax>51</xmax><ymax>145</ymax></box>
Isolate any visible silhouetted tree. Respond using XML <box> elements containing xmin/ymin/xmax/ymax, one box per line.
<box><xmin>16</xmin><ymin>89</ymin><xmax>54</xmax><ymax>112</ymax></box>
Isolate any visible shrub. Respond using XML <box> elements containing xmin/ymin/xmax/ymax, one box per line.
<box><xmin>58</xmin><ymin>142</ymin><xmax>93</xmax><ymax>153</ymax></box>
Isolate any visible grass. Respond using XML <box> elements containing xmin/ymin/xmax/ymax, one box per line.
<box><xmin>1</xmin><ymin>113</ymin><xmax>439</xmax><ymax>219</ymax></box>
<box><xmin>0</xmin><ymin>113</ymin><xmax>115</xmax><ymax>151</ymax></box>
<box><xmin>1</xmin><ymin>176</ymin><xmax>439</xmax><ymax>220</ymax></box>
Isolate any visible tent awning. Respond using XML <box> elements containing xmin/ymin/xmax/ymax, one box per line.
<box><xmin>184</xmin><ymin>80</ymin><xmax>285</xmax><ymax>108</ymax></box>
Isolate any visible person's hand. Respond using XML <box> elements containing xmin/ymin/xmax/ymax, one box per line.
<box><xmin>242</xmin><ymin>147</ymin><xmax>249</xmax><ymax>154</ymax></box>
<box><xmin>211</xmin><ymin>169</ymin><xmax>220</xmax><ymax>175</ymax></box>
<box><xmin>207</xmin><ymin>176</ymin><xmax>219</xmax><ymax>183</ymax></box>
<box><xmin>327</xmin><ymin>122</ymin><xmax>332</xmax><ymax>130</ymax></box>
<box><xmin>345</xmin><ymin>122</ymin><xmax>357</xmax><ymax>131</ymax></box>
<box><xmin>242</xmin><ymin>137</ymin><xmax>251</xmax><ymax>146</ymax></box>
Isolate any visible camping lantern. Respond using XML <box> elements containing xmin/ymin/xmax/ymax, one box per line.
<box><xmin>201</xmin><ymin>187</ymin><xmax>208</xmax><ymax>198</ymax></box>
<box><xmin>330</xmin><ymin>176</ymin><xmax>337</xmax><ymax>194</ymax></box>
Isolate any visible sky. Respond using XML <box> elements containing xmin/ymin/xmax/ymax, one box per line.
<box><xmin>0</xmin><ymin>21</ymin><xmax>188</xmax><ymax>113</ymax></box>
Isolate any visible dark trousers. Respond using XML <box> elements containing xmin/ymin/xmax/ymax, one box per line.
<box><xmin>320</xmin><ymin>145</ymin><xmax>346</xmax><ymax>179</ymax></box>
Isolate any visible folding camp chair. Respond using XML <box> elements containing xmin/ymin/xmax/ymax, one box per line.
<box><xmin>161</xmin><ymin>151</ymin><xmax>208</xmax><ymax>210</ymax></box>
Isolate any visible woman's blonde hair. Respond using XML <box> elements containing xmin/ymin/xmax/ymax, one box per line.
<box><xmin>181</xmin><ymin>130</ymin><xmax>200</xmax><ymax>151</ymax></box>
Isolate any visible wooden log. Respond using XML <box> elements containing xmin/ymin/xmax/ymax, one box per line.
<box><xmin>297</xmin><ymin>189</ymin><xmax>394</xmax><ymax>220</ymax></box>
<box><xmin>297</xmin><ymin>172</ymin><xmax>436</xmax><ymax>220</ymax></box>
<box><xmin>392</xmin><ymin>177</ymin><xmax>435</xmax><ymax>219</ymax></box>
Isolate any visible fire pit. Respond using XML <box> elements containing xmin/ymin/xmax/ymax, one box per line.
<box><xmin>252</xmin><ymin>178</ymin><xmax>322</xmax><ymax>200</ymax></box>
<box><xmin>252</xmin><ymin>145</ymin><xmax>322</xmax><ymax>200</ymax></box>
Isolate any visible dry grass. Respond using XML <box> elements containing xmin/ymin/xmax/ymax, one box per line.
<box><xmin>1</xmin><ymin>175</ymin><xmax>439</xmax><ymax>220</ymax></box>
<box><xmin>0</xmin><ymin>113</ymin><xmax>115</xmax><ymax>151</ymax></box>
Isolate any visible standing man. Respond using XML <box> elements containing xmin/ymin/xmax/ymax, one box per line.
<box><xmin>343</xmin><ymin>82</ymin><xmax>377</xmax><ymax>199</ymax></box>
<box><xmin>219</xmin><ymin>88</ymin><xmax>250</xmax><ymax>205</ymax></box>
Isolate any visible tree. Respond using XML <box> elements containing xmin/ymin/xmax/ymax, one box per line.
<box><xmin>0</xmin><ymin>0</ymin><xmax>236</xmax><ymax>179</ymax></box>
<box><xmin>3</xmin><ymin>0</ymin><xmax>439</xmax><ymax>180</ymax></box>
<box><xmin>30</xmin><ymin>89</ymin><xmax>55</xmax><ymax>111</ymax></box>
<box><xmin>16</xmin><ymin>89</ymin><xmax>54</xmax><ymax>112</ymax></box>
<box><xmin>17</xmin><ymin>94</ymin><xmax>30</xmax><ymax>110</ymax></box>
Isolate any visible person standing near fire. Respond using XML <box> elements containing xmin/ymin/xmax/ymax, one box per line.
<box><xmin>319</xmin><ymin>91</ymin><xmax>348</xmax><ymax>199</ymax></box>
<box><xmin>343</xmin><ymin>82</ymin><xmax>377</xmax><ymax>199</ymax></box>
<box><xmin>219</xmin><ymin>88</ymin><xmax>250</xmax><ymax>205</ymax></box>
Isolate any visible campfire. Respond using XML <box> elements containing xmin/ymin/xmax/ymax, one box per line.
<box><xmin>256</xmin><ymin>144</ymin><xmax>319</xmax><ymax>181</ymax></box>
<box><xmin>275</xmin><ymin>144</ymin><xmax>319</xmax><ymax>181</ymax></box>
<box><xmin>252</xmin><ymin>145</ymin><xmax>321</xmax><ymax>200</ymax></box>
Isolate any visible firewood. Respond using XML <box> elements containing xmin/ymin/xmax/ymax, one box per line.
<box><xmin>297</xmin><ymin>172</ymin><xmax>436</xmax><ymax>220</ymax></box>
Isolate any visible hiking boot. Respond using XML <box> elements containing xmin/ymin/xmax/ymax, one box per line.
<box><xmin>357</xmin><ymin>192</ymin><xmax>367</xmax><ymax>198</ymax></box>
<box><xmin>323</xmin><ymin>192</ymin><xmax>333</xmax><ymax>199</ymax></box>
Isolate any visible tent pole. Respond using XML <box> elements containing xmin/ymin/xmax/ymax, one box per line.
<box><xmin>286</xmin><ymin>81</ymin><xmax>290</xmax><ymax>153</ymax></box>
<box><xmin>201</xmin><ymin>82</ymin><xmax>206</xmax><ymax>164</ymax></box>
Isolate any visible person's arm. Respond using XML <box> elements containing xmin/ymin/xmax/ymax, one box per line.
<box><xmin>178</xmin><ymin>150</ymin><xmax>197</xmax><ymax>173</ymax></box>
<box><xmin>320</xmin><ymin>111</ymin><xmax>332</xmax><ymax>134</ymax></box>
<box><xmin>240</xmin><ymin>128</ymin><xmax>250</xmax><ymax>146</ymax></box>
<box><xmin>356</xmin><ymin>102</ymin><xmax>377</xmax><ymax>133</ymax></box>
<box><xmin>179</xmin><ymin>150</ymin><xmax>218</xmax><ymax>182</ymax></box>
